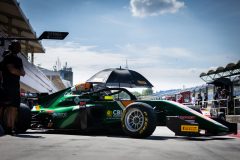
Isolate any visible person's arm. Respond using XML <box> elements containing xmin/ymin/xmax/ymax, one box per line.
<box><xmin>20</xmin><ymin>67</ymin><xmax>25</xmax><ymax>76</ymax></box>
<box><xmin>6</xmin><ymin>64</ymin><xmax>25</xmax><ymax>76</ymax></box>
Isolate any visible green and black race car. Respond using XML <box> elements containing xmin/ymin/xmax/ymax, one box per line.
<box><xmin>17</xmin><ymin>83</ymin><xmax>237</xmax><ymax>138</ymax></box>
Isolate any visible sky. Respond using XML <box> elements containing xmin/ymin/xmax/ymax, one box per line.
<box><xmin>17</xmin><ymin>0</ymin><xmax>240</xmax><ymax>92</ymax></box>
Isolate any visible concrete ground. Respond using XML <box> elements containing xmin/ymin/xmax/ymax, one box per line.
<box><xmin>0</xmin><ymin>126</ymin><xmax>239</xmax><ymax>160</ymax></box>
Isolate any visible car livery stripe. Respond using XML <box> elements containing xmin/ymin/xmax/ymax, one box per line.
<box><xmin>121</xmin><ymin>100</ymin><xmax>134</xmax><ymax>107</ymax></box>
<box><xmin>116</xmin><ymin>101</ymin><xmax>126</xmax><ymax>110</ymax></box>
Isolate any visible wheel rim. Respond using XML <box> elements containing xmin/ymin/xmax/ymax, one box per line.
<box><xmin>125</xmin><ymin>108</ymin><xmax>144</xmax><ymax>132</ymax></box>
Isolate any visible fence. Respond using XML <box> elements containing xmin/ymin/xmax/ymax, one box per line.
<box><xmin>234</xmin><ymin>97</ymin><xmax>240</xmax><ymax>115</ymax></box>
<box><xmin>183</xmin><ymin>99</ymin><xmax>229</xmax><ymax>115</ymax></box>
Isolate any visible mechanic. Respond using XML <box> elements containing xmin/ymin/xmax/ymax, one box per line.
<box><xmin>1</xmin><ymin>40</ymin><xmax>25</xmax><ymax>135</ymax></box>
<box><xmin>196</xmin><ymin>93</ymin><xmax>203</xmax><ymax>108</ymax></box>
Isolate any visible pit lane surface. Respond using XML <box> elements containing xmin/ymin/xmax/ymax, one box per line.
<box><xmin>0</xmin><ymin>127</ymin><xmax>239</xmax><ymax>160</ymax></box>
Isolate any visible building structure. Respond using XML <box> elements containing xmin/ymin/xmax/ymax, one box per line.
<box><xmin>0</xmin><ymin>0</ymin><xmax>70</xmax><ymax>93</ymax></box>
<box><xmin>59</xmin><ymin>62</ymin><xmax>73</xmax><ymax>86</ymax></box>
<box><xmin>39</xmin><ymin>67</ymin><xmax>72</xmax><ymax>90</ymax></box>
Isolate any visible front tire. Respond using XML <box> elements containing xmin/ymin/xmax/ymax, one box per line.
<box><xmin>121</xmin><ymin>102</ymin><xmax>156</xmax><ymax>138</ymax></box>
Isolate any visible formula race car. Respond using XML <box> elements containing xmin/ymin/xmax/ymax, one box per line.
<box><xmin>16</xmin><ymin>83</ymin><xmax>237</xmax><ymax>138</ymax></box>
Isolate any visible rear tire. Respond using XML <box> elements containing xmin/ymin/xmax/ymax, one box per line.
<box><xmin>15</xmin><ymin>103</ymin><xmax>31</xmax><ymax>133</ymax></box>
<box><xmin>121</xmin><ymin>102</ymin><xmax>156</xmax><ymax>138</ymax></box>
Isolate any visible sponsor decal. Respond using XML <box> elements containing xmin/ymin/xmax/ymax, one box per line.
<box><xmin>106</xmin><ymin>110</ymin><xmax>113</xmax><ymax>118</ymax></box>
<box><xmin>104</xmin><ymin>96</ymin><xmax>113</xmax><ymax>100</ymax></box>
<box><xmin>113</xmin><ymin>110</ymin><xmax>122</xmax><ymax>118</ymax></box>
<box><xmin>106</xmin><ymin>110</ymin><xmax>122</xmax><ymax>119</ymax></box>
<box><xmin>179</xmin><ymin>116</ymin><xmax>195</xmax><ymax>120</ymax></box>
<box><xmin>74</xmin><ymin>97</ymin><xmax>81</xmax><ymax>104</ymax></box>
<box><xmin>181</xmin><ymin>125</ymin><xmax>199</xmax><ymax>132</ymax></box>
<box><xmin>52</xmin><ymin>112</ymin><xmax>68</xmax><ymax>118</ymax></box>
<box><xmin>79</xmin><ymin>101</ymin><xmax>87</xmax><ymax>108</ymax></box>
<box><xmin>179</xmin><ymin>116</ymin><xmax>196</xmax><ymax>124</ymax></box>
<box><xmin>139</xmin><ymin>112</ymin><xmax>148</xmax><ymax>134</ymax></box>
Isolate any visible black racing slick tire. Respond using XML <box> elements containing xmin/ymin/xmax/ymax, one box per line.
<box><xmin>15</xmin><ymin>103</ymin><xmax>31</xmax><ymax>133</ymax></box>
<box><xmin>121</xmin><ymin>102</ymin><xmax>157</xmax><ymax>138</ymax></box>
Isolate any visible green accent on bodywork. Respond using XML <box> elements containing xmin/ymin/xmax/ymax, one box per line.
<box><xmin>38</xmin><ymin>106</ymin><xmax>76</xmax><ymax>113</ymax></box>
<box><xmin>52</xmin><ymin>106</ymin><xmax>75</xmax><ymax>112</ymax></box>
<box><xmin>59</xmin><ymin>112</ymin><xmax>79</xmax><ymax>128</ymax></box>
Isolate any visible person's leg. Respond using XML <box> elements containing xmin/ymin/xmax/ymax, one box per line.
<box><xmin>6</xmin><ymin>107</ymin><xmax>17</xmax><ymax>128</ymax></box>
<box><xmin>3</xmin><ymin>88</ymin><xmax>20</xmax><ymax>134</ymax></box>
<box><xmin>4</xmin><ymin>106</ymin><xmax>17</xmax><ymax>134</ymax></box>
